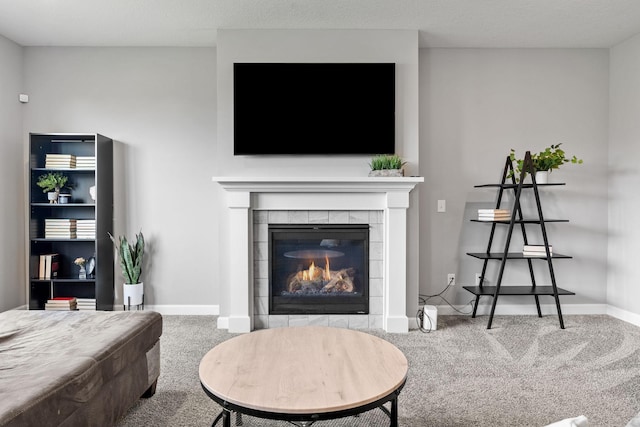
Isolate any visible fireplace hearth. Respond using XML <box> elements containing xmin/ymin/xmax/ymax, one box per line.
<box><xmin>269</xmin><ymin>224</ymin><xmax>369</xmax><ymax>315</ymax></box>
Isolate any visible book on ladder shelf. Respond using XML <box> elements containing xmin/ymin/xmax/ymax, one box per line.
<box><xmin>477</xmin><ymin>209</ymin><xmax>511</xmax><ymax>221</ymax></box>
<box><xmin>523</xmin><ymin>244</ymin><xmax>553</xmax><ymax>257</ymax></box>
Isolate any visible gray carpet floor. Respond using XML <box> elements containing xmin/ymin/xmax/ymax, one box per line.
<box><xmin>116</xmin><ymin>314</ymin><xmax>640</xmax><ymax>427</ymax></box>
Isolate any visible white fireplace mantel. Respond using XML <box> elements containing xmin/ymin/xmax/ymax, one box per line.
<box><xmin>213</xmin><ymin>176</ymin><xmax>424</xmax><ymax>333</ymax></box>
<box><xmin>213</xmin><ymin>176</ymin><xmax>423</xmax><ymax>192</ymax></box>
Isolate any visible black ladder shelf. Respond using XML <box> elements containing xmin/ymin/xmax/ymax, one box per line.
<box><xmin>462</xmin><ymin>151</ymin><xmax>574</xmax><ymax>329</ymax></box>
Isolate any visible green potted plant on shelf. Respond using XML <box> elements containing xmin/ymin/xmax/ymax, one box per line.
<box><xmin>508</xmin><ymin>143</ymin><xmax>583</xmax><ymax>183</ymax></box>
<box><xmin>109</xmin><ymin>231</ymin><xmax>145</xmax><ymax>307</ymax></box>
<box><xmin>36</xmin><ymin>172</ymin><xmax>69</xmax><ymax>203</ymax></box>
<box><xmin>368</xmin><ymin>154</ymin><xmax>406</xmax><ymax>177</ymax></box>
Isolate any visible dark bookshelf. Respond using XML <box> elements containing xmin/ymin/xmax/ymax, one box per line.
<box><xmin>28</xmin><ymin>133</ymin><xmax>114</xmax><ymax>310</ymax></box>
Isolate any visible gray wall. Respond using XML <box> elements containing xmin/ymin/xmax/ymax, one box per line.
<box><xmin>1</xmin><ymin>38</ymin><xmax>637</xmax><ymax>320</ymax></box>
<box><xmin>608</xmin><ymin>33</ymin><xmax>640</xmax><ymax>320</ymax></box>
<box><xmin>0</xmin><ymin>35</ymin><xmax>24</xmax><ymax>312</ymax></box>
<box><xmin>420</xmin><ymin>48</ymin><xmax>610</xmax><ymax>314</ymax></box>
<box><xmin>22</xmin><ymin>47</ymin><xmax>218</xmax><ymax>309</ymax></box>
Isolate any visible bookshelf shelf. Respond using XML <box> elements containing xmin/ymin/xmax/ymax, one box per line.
<box><xmin>28</xmin><ymin>133</ymin><xmax>114</xmax><ymax>311</ymax></box>
<box><xmin>462</xmin><ymin>152</ymin><xmax>574</xmax><ymax>329</ymax></box>
<box><xmin>470</xmin><ymin>218</ymin><xmax>569</xmax><ymax>224</ymax></box>
<box><xmin>466</xmin><ymin>252</ymin><xmax>572</xmax><ymax>260</ymax></box>
<box><xmin>462</xmin><ymin>286</ymin><xmax>575</xmax><ymax>296</ymax></box>
<box><xmin>31</xmin><ymin>203</ymin><xmax>96</xmax><ymax>207</ymax></box>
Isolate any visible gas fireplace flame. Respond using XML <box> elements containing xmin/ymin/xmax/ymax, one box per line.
<box><xmin>287</xmin><ymin>256</ymin><xmax>356</xmax><ymax>294</ymax></box>
<box><xmin>301</xmin><ymin>256</ymin><xmax>332</xmax><ymax>281</ymax></box>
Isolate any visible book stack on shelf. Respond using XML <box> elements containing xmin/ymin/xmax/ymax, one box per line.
<box><xmin>38</xmin><ymin>253</ymin><xmax>59</xmax><ymax>279</ymax></box>
<box><xmin>523</xmin><ymin>244</ymin><xmax>552</xmax><ymax>257</ymax></box>
<box><xmin>75</xmin><ymin>156</ymin><xmax>96</xmax><ymax>170</ymax></box>
<box><xmin>45</xmin><ymin>218</ymin><xmax>77</xmax><ymax>239</ymax></box>
<box><xmin>76</xmin><ymin>219</ymin><xmax>96</xmax><ymax>239</ymax></box>
<box><xmin>477</xmin><ymin>209</ymin><xmax>511</xmax><ymax>221</ymax></box>
<box><xmin>45</xmin><ymin>297</ymin><xmax>77</xmax><ymax>311</ymax></box>
<box><xmin>76</xmin><ymin>298</ymin><xmax>97</xmax><ymax>311</ymax></box>
<box><xmin>45</xmin><ymin>154</ymin><xmax>76</xmax><ymax>169</ymax></box>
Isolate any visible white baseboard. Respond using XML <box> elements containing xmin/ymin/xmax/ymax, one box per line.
<box><xmin>444</xmin><ymin>303</ymin><xmax>609</xmax><ymax>316</ymax></box>
<box><xmin>434</xmin><ymin>303</ymin><xmax>640</xmax><ymax>327</ymax></box>
<box><xmin>217</xmin><ymin>316</ymin><xmax>229</xmax><ymax>329</ymax></box>
<box><xmin>7</xmin><ymin>304</ymin><xmax>221</xmax><ymax>316</ymax></box>
<box><xmin>606</xmin><ymin>305</ymin><xmax>640</xmax><ymax>328</ymax></box>
<box><xmin>74</xmin><ymin>303</ymin><xmax>640</xmax><ymax>330</ymax></box>
<box><xmin>143</xmin><ymin>305</ymin><xmax>220</xmax><ymax>316</ymax></box>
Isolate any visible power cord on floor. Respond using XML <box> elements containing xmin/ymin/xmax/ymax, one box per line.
<box><xmin>416</xmin><ymin>308</ymin><xmax>434</xmax><ymax>333</ymax></box>
<box><xmin>417</xmin><ymin>276</ymin><xmax>476</xmax><ymax>333</ymax></box>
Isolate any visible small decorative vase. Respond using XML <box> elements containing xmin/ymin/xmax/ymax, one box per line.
<box><xmin>78</xmin><ymin>266</ymin><xmax>87</xmax><ymax>279</ymax></box>
<box><xmin>534</xmin><ymin>170</ymin><xmax>549</xmax><ymax>184</ymax></box>
<box><xmin>123</xmin><ymin>282</ymin><xmax>144</xmax><ymax>307</ymax></box>
<box><xmin>86</xmin><ymin>256</ymin><xmax>96</xmax><ymax>278</ymax></box>
<box><xmin>47</xmin><ymin>191</ymin><xmax>59</xmax><ymax>204</ymax></box>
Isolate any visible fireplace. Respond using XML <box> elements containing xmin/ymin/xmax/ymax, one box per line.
<box><xmin>269</xmin><ymin>224</ymin><xmax>369</xmax><ymax>315</ymax></box>
<box><xmin>213</xmin><ymin>176</ymin><xmax>423</xmax><ymax>333</ymax></box>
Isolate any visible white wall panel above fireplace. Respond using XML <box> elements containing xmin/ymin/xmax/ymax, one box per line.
<box><xmin>214</xmin><ymin>29</ymin><xmax>421</xmax><ymax>332</ymax></box>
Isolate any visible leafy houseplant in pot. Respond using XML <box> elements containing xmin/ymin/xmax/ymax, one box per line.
<box><xmin>36</xmin><ymin>172</ymin><xmax>69</xmax><ymax>204</ymax></box>
<box><xmin>368</xmin><ymin>154</ymin><xmax>406</xmax><ymax>177</ymax></box>
<box><xmin>109</xmin><ymin>231</ymin><xmax>145</xmax><ymax>308</ymax></box>
<box><xmin>508</xmin><ymin>143</ymin><xmax>583</xmax><ymax>183</ymax></box>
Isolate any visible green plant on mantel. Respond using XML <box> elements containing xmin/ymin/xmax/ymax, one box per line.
<box><xmin>109</xmin><ymin>231</ymin><xmax>145</xmax><ymax>284</ymax></box>
<box><xmin>36</xmin><ymin>172</ymin><xmax>69</xmax><ymax>193</ymax></box>
<box><xmin>369</xmin><ymin>154</ymin><xmax>405</xmax><ymax>171</ymax></box>
<box><xmin>508</xmin><ymin>143</ymin><xmax>583</xmax><ymax>180</ymax></box>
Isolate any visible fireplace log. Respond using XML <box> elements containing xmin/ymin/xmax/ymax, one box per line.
<box><xmin>287</xmin><ymin>276</ymin><xmax>325</xmax><ymax>293</ymax></box>
<box><xmin>287</xmin><ymin>267</ymin><xmax>356</xmax><ymax>293</ymax></box>
<box><xmin>322</xmin><ymin>269</ymin><xmax>355</xmax><ymax>292</ymax></box>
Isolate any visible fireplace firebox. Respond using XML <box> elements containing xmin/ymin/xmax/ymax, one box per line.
<box><xmin>269</xmin><ymin>224</ymin><xmax>369</xmax><ymax>315</ymax></box>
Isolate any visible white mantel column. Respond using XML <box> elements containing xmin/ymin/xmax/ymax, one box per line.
<box><xmin>226</xmin><ymin>190</ymin><xmax>253</xmax><ymax>333</ymax></box>
<box><xmin>384</xmin><ymin>191</ymin><xmax>410</xmax><ymax>333</ymax></box>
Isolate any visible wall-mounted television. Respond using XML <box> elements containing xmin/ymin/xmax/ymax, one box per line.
<box><xmin>233</xmin><ymin>62</ymin><xmax>395</xmax><ymax>155</ymax></box>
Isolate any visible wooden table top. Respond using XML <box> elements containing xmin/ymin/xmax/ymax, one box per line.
<box><xmin>199</xmin><ymin>326</ymin><xmax>408</xmax><ymax>415</ymax></box>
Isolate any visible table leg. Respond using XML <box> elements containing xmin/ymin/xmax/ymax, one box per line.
<box><xmin>211</xmin><ymin>409</ymin><xmax>236</xmax><ymax>427</ymax></box>
<box><xmin>211</xmin><ymin>412</ymin><xmax>223</xmax><ymax>427</ymax></box>
<box><xmin>222</xmin><ymin>409</ymin><xmax>231</xmax><ymax>427</ymax></box>
<box><xmin>390</xmin><ymin>395</ymin><xmax>398</xmax><ymax>427</ymax></box>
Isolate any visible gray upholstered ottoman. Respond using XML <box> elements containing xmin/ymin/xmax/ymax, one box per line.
<box><xmin>0</xmin><ymin>310</ymin><xmax>162</xmax><ymax>427</ymax></box>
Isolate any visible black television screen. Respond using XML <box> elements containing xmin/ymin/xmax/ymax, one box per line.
<box><xmin>233</xmin><ymin>63</ymin><xmax>395</xmax><ymax>155</ymax></box>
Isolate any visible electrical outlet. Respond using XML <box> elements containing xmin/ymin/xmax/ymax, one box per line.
<box><xmin>448</xmin><ymin>273</ymin><xmax>456</xmax><ymax>286</ymax></box>
<box><xmin>475</xmin><ymin>273</ymin><xmax>482</xmax><ymax>286</ymax></box>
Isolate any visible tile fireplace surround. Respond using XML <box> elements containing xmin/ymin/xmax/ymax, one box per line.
<box><xmin>213</xmin><ymin>176</ymin><xmax>423</xmax><ymax>333</ymax></box>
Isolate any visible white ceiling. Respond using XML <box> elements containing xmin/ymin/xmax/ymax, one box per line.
<box><xmin>0</xmin><ymin>0</ymin><xmax>640</xmax><ymax>48</ymax></box>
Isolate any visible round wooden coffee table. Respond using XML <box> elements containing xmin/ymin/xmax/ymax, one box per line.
<box><xmin>199</xmin><ymin>326</ymin><xmax>408</xmax><ymax>426</ymax></box>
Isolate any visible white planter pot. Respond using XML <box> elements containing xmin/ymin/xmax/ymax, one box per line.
<box><xmin>534</xmin><ymin>170</ymin><xmax>549</xmax><ymax>184</ymax></box>
<box><xmin>123</xmin><ymin>282</ymin><xmax>144</xmax><ymax>306</ymax></box>
<box><xmin>368</xmin><ymin>169</ymin><xmax>404</xmax><ymax>177</ymax></box>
